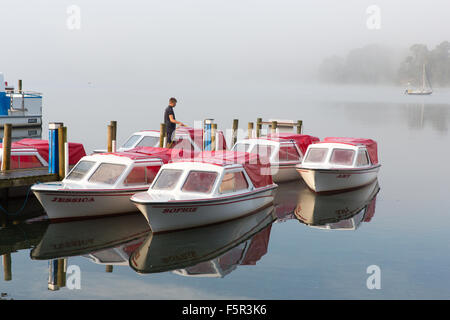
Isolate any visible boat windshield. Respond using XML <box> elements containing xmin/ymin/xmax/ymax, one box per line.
<box><xmin>182</xmin><ymin>171</ymin><xmax>218</xmax><ymax>194</ymax></box>
<box><xmin>232</xmin><ymin>143</ymin><xmax>252</xmax><ymax>153</ymax></box>
<box><xmin>329</xmin><ymin>149</ymin><xmax>355</xmax><ymax>166</ymax></box>
<box><xmin>88</xmin><ymin>163</ymin><xmax>126</xmax><ymax>185</ymax></box>
<box><xmin>304</xmin><ymin>148</ymin><xmax>328</xmax><ymax>163</ymax></box>
<box><xmin>135</xmin><ymin>136</ymin><xmax>160</xmax><ymax>148</ymax></box>
<box><xmin>152</xmin><ymin>169</ymin><xmax>183</xmax><ymax>190</ymax></box>
<box><xmin>122</xmin><ymin>135</ymin><xmax>142</xmax><ymax>148</ymax></box>
<box><xmin>249</xmin><ymin>144</ymin><xmax>274</xmax><ymax>158</ymax></box>
<box><xmin>66</xmin><ymin>160</ymin><xmax>96</xmax><ymax>181</ymax></box>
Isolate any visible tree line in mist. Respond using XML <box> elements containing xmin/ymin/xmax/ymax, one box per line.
<box><xmin>318</xmin><ymin>41</ymin><xmax>450</xmax><ymax>87</ymax></box>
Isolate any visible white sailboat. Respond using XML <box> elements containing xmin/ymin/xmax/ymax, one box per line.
<box><xmin>405</xmin><ymin>64</ymin><xmax>433</xmax><ymax>95</ymax></box>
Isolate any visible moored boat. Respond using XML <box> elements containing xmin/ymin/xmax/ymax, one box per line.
<box><xmin>296</xmin><ymin>137</ymin><xmax>381</xmax><ymax>193</ymax></box>
<box><xmin>232</xmin><ymin>133</ymin><xmax>319</xmax><ymax>183</ymax></box>
<box><xmin>131</xmin><ymin>151</ymin><xmax>277</xmax><ymax>233</ymax></box>
<box><xmin>31</xmin><ymin>147</ymin><xmax>173</xmax><ymax>221</ymax></box>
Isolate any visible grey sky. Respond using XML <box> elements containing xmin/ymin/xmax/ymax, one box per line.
<box><xmin>1</xmin><ymin>0</ymin><xmax>449</xmax><ymax>86</ymax></box>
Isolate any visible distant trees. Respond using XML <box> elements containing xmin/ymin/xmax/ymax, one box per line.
<box><xmin>398</xmin><ymin>41</ymin><xmax>450</xmax><ymax>87</ymax></box>
<box><xmin>318</xmin><ymin>41</ymin><xmax>450</xmax><ymax>86</ymax></box>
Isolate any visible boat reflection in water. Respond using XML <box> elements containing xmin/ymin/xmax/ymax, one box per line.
<box><xmin>129</xmin><ymin>205</ymin><xmax>276</xmax><ymax>276</ymax></box>
<box><xmin>294</xmin><ymin>180</ymin><xmax>380</xmax><ymax>230</ymax></box>
<box><xmin>30</xmin><ymin>213</ymin><xmax>150</xmax><ymax>261</ymax></box>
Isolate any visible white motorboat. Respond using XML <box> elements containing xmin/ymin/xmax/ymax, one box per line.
<box><xmin>32</xmin><ymin>147</ymin><xmax>173</xmax><ymax>221</ymax></box>
<box><xmin>94</xmin><ymin>126</ymin><xmax>228</xmax><ymax>153</ymax></box>
<box><xmin>131</xmin><ymin>151</ymin><xmax>277</xmax><ymax>233</ymax></box>
<box><xmin>297</xmin><ymin>137</ymin><xmax>381</xmax><ymax>193</ymax></box>
<box><xmin>232</xmin><ymin>133</ymin><xmax>319</xmax><ymax>183</ymax></box>
<box><xmin>129</xmin><ymin>204</ymin><xmax>275</xmax><ymax>274</ymax></box>
<box><xmin>294</xmin><ymin>179</ymin><xmax>380</xmax><ymax>230</ymax></box>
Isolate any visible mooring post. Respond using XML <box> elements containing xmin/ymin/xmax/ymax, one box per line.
<box><xmin>107</xmin><ymin>124</ymin><xmax>113</xmax><ymax>152</ymax></box>
<box><xmin>63</xmin><ymin>127</ymin><xmax>69</xmax><ymax>178</ymax></box>
<box><xmin>18</xmin><ymin>80</ymin><xmax>22</xmax><ymax>92</ymax></box>
<box><xmin>2</xmin><ymin>253</ymin><xmax>11</xmax><ymax>281</ymax></box>
<box><xmin>248</xmin><ymin>122</ymin><xmax>254</xmax><ymax>139</ymax></box>
<box><xmin>159</xmin><ymin>123</ymin><xmax>166</xmax><ymax>148</ymax></box>
<box><xmin>106</xmin><ymin>265</ymin><xmax>113</xmax><ymax>273</ymax></box>
<box><xmin>48</xmin><ymin>260</ymin><xmax>60</xmax><ymax>291</ymax></box>
<box><xmin>58</xmin><ymin>126</ymin><xmax>65</xmax><ymax>180</ymax></box>
<box><xmin>110</xmin><ymin>121</ymin><xmax>117</xmax><ymax>152</ymax></box>
<box><xmin>256</xmin><ymin>118</ymin><xmax>262</xmax><ymax>138</ymax></box>
<box><xmin>204</xmin><ymin>119</ymin><xmax>214</xmax><ymax>151</ymax></box>
<box><xmin>211</xmin><ymin>123</ymin><xmax>217</xmax><ymax>151</ymax></box>
<box><xmin>231</xmin><ymin>119</ymin><xmax>239</xmax><ymax>147</ymax></box>
<box><xmin>56</xmin><ymin>258</ymin><xmax>66</xmax><ymax>288</ymax></box>
<box><xmin>271</xmin><ymin>121</ymin><xmax>278</xmax><ymax>135</ymax></box>
<box><xmin>1</xmin><ymin>124</ymin><xmax>12</xmax><ymax>172</ymax></box>
<box><xmin>49</xmin><ymin>122</ymin><xmax>63</xmax><ymax>174</ymax></box>
<box><xmin>297</xmin><ymin>120</ymin><xmax>303</xmax><ymax>134</ymax></box>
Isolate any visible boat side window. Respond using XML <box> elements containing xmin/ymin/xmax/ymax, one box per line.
<box><xmin>356</xmin><ymin>150</ymin><xmax>370</xmax><ymax>166</ymax></box>
<box><xmin>88</xmin><ymin>163</ymin><xmax>126</xmax><ymax>185</ymax></box>
<box><xmin>172</xmin><ymin>136</ymin><xmax>194</xmax><ymax>152</ymax></box>
<box><xmin>10</xmin><ymin>155</ymin><xmax>43</xmax><ymax>169</ymax></box>
<box><xmin>249</xmin><ymin>144</ymin><xmax>273</xmax><ymax>159</ymax></box>
<box><xmin>219</xmin><ymin>171</ymin><xmax>249</xmax><ymax>194</ymax></box>
<box><xmin>182</xmin><ymin>171</ymin><xmax>218</xmax><ymax>194</ymax></box>
<box><xmin>277</xmin><ymin>145</ymin><xmax>301</xmax><ymax>161</ymax></box>
<box><xmin>232</xmin><ymin>143</ymin><xmax>252</xmax><ymax>153</ymax></box>
<box><xmin>152</xmin><ymin>169</ymin><xmax>183</xmax><ymax>190</ymax></box>
<box><xmin>329</xmin><ymin>149</ymin><xmax>355</xmax><ymax>166</ymax></box>
<box><xmin>304</xmin><ymin>148</ymin><xmax>328</xmax><ymax>163</ymax></box>
<box><xmin>122</xmin><ymin>135</ymin><xmax>141</xmax><ymax>148</ymax></box>
<box><xmin>66</xmin><ymin>160</ymin><xmax>96</xmax><ymax>180</ymax></box>
<box><xmin>124</xmin><ymin>165</ymin><xmax>160</xmax><ymax>186</ymax></box>
<box><xmin>136</xmin><ymin>136</ymin><xmax>160</xmax><ymax>148</ymax></box>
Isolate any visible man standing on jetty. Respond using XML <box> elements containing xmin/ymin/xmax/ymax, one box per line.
<box><xmin>164</xmin><ymin>97</ymin><xmax>186</xmax><ymax>147</ymax></box>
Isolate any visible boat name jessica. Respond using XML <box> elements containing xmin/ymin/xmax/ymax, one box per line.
<box><xmin>51</xmin><ymin>197</ymin><xmax>95</xmax><ymax>203</ymax></box>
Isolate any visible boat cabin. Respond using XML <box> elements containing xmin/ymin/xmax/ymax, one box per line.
<box><xmin>63</xmin><ymin>147</ymin><xmax>171</xmax><ymax>189</ymax></box>
<box><xmin>301</xmin><ymin>137</ymin><xmax>379</xmax><ymax>169</ymax></box>
<box><xmin>96</xmin><ymin>127</ymin><xmax>228</xmax><ymax>153</ymax></box>
<box><xmin>146</xmin><ymin>151</ymin><xmax>273</xmax><ymax>200</ymax></box>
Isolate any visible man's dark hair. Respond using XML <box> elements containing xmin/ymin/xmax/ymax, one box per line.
<box><xmin>169</xmin><ymin>97</ymin><xmax>177</xmax><ymax>104</ymax></box>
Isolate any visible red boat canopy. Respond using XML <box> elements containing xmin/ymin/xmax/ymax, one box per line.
<box><xmin>176</xmin><ymin>127</ymin><xmax>227</xmax><ymax>151</ymax></box>
<box><xmin>173</xmin><ymin>151</ymin><xmax>273</xmax><ymax>188</ymax></box>
<box><xmin>267</xmin><ymin>133</ymin><xmax>320</xmax><ymax>154</ymax></box>
<box><xmin>6</xmin><ymin>139</ymin><xmax>86</xmax><ymax>165</ymax></box>
<box><xmin>322</xmin><ymin>137</ymin><xmax>379</xmax><ymax>165</ymax></box>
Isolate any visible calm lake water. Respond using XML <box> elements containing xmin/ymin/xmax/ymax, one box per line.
<box><xmin>1</xmin><ymin>84</ymin><xmax>450</xmax><ymax>299</ymax></box>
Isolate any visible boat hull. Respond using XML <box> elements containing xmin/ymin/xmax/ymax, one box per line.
<box><xmin>271</xmin><ymin>163</ymin><xmax>300</xmax><ymax>183</ymax></box>
<box><xmin>32</xmin><ymin>187</ymin><xmax>147</xmax><ymax>221</ymax></box>
<box><xmin>131</xmin><ymin>186</ymin><xmax>277</xmax><ymax>234</ymax></box>
<box><xmin>297</xmin><ymin>165</ymin><xmax>380</xmax><ymax>193</ymax></box>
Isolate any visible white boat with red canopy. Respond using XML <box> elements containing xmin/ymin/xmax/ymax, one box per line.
<box><xmin>232</xmin><ymin>133</ymin><xmax>319</xmax><ymax>183</ymax></box>
<box><xmin>94</xmin><ymin>126</ymin><xmax>227</xmax><ymax>153</ymax></box>
<box><xmin>31</xmin><ymin>147</ymin><xmax>174</xmax><ymax>222</ymax></box>
<box><xmin>297</xmin><ymin>137</ymin><xmax>380</xmax><ymax>193</ymax></box>
<box><xmin>131</xmin><ymin>151</ymin><xmax>277</xmax><ymax>233</ymax></box>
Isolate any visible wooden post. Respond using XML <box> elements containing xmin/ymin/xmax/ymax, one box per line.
<box><xmin>248</xmin><ymin>122</ymin><xmax>254</xmax><ymax>139</ymax></box>
<box><xmin>296</xmin><ymin>120</ymin><xmax>303</xmax><ymax>134</ymax></box>
<box><xmin>211</xmin><ymin>123</ymin><xmax>217</xmax><ymax>151</ymax></box>
<box><xmin>256</xmin><ymin>118</ymin><xmax>262</xmax><ymax>138</ymax></box>
<box><xmin>110</xmin><ymin>121</ymin><xmax>117</xmax><ymax>152</ymax></box>
<box><xmin>18</xmin><ymin>80</ymin><xmax>22</xmax><ymax>92</ymax></box>
<box><xmin>106</xmin><ymin>265</ymin><xmax>113</xmax><ymax>273</ymax></box>
<box><xmin>1</xmin><ymin>124</ymin><xmax>11</xmax><ymax>172</ymax></box>
<box><xmin>231</xmin><ymin>119</ymin><xmax>239</xmax><ymax>147</ymax></box>
<box><xmin>107</xmin><ymin>125</ymin><xmax>113</xmax><ymax>152</ymax></box>
<box><xmin>58</xmin><ymin>127</ymin><xmax>65</xmax><ymax>180</ymax></box>
<box><xmin>3</xmin><ymin>253</ymin><xmax>11</xmax><ymax>281</ymax></box>
<box><xmin>159</xmin><ymin>123</ymin><xmax>166</xmax><ymax>148</ymax></box>
<box><xmin>271</xmin><ymin>121</ymin><xmax>278</xmax><ymax>135</ymax></box>
<box><xmin>56</xmin><ymin>259</ymin><xmax>66</xmax><ymax>288</ymax></box>
<box><xmin>63</xmin><ymin>127</ymin><xmax>69</xmax><ymax>177</ymax></box>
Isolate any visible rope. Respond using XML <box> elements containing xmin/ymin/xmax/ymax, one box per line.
<box><xmin>0</xmin><ymin>182</ymin><xmax>37</xmax><ymax>216</ymax></box>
